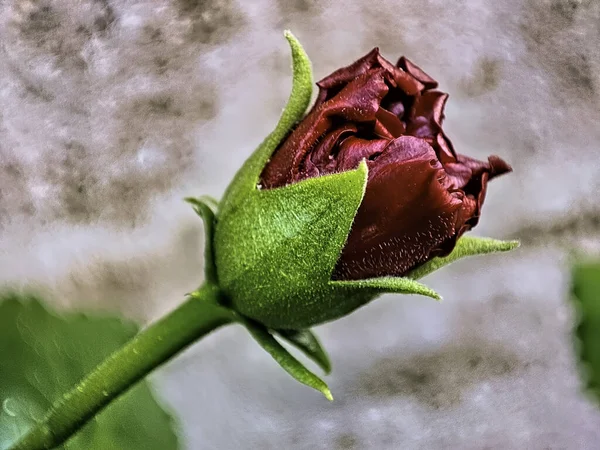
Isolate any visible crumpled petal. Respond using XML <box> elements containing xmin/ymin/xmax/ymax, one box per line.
<box><xmin>262</xmin><ymin>69</ymin><xmax>389</xmax><ymax>188</ymax></box>
<box><xmin>335</xmin><ymin>137</ymin><xmax>389</xmax><ymax>172</ymax></box>
<box><xmin>397</xmin><ymin>57</ymin><xmax>439</xmax><ymax>89</ymax></box>
<box><xmin>313</xmin><ymin>49</ymin><xmax>424</xmax><ymax>109</ymax></box>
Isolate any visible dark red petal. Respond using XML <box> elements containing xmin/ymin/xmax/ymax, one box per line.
<box><xmin>333</xmin><ymin>137</ymin><xmax>463</xmax><ymax>280</ymax></box>
<box><xmin>419</xmin><ymin>91</ymin><xmax>448</xmax><ymax>126</ymax></box>
<box><xmin>317</xmin><ymin>49</ymin><xmax>381</xmax><ymax>91</ymax></box>
<box><xmin>405</xmin><ymin>91</ymin><xmax>458</xmax><ymax>166</ymax></box>
<box><xmin>324</xmin><ymin>68</ymin><xmax>389</xmax><ymax>120</ymax></box>
<box><xmin>429</xmin><ymin>194</ymin><xmax>478</xmax><ymax>259</ymax></box>
<box><xmin>482</xmin><ymin>155</ymin><xmax>512</xmax><ymax>179</ymax></box>
<box><xmin>454</xmin><ymin>192</ymin><xmax>478</xmax><ymax>234</ymax></box>
<box><xmin>313</xmin><ymin>49</ymin><xmax>425</xmax><ymax>110</ymax></box>
<box><xmin>334</xmin><ymin>137</ymin><xmax>390</xmax><ymax>172</ymax></box>
<box><xmin>436</xmin><ymin>132</ymin><xmax>458</xmax><ymax>164</ymax></box>
<box><xmin>369</xmin><ymin>135</ymin><xmax>439</xmax><ymax>173</ymax></box>
<box><xmin>397</xmin><ymin>57</ymin><xmax>439</xmax><ymax>90</ymax></box>
<box><xmin>381</xmin><ymin>62</ymin><xmax>424</xmax><ymax>95</ymax></box>
<box><xmin>261</xmin><ymin>111</ymin><xmax>333</xmax><ymax>188</ymax></box>
<box><xmin>447</xmin><ymin>154</ymin><xmax>512</xmax><ymax>193</ymax></box>
<box><xmin>442</xmin><ymin>154</ymin><xmax>512</xmax><ymax>235</ymax></box>
<box><xmin>375</xmin><ymin>107</ymin><xmax>406</xmax><ymax>138</ymax></box>
<box><xmin>373</xmin><ymin>121</ymin><xmax>396</xmax><ymax>140</ymax></box>
<box><xmin>442</xmin><ymin>161</ymin><xmax>473</xmax><ymax>191</ymax></box>
<box><xmin>299</xmin><ymin>157</ymin><xmax>321</xmax><ymax>180</ymax></box>
<box><xmin>406</xmin><ymin>116</ymin><xmax>433</xmax><ymax>138</ymax></box>
<box><xmin>313</xmin><ymin>48</ymin><xmax>382</xmax><ymax>107</ymax></box>
<box><xmin>262</xmin><ymin>70</ymin><xmax>389</xmax><ymax>188</ymax></box>
<box><xmin>407</xmin><ymin>91</ymin><xmax>448</xmax><ymax>137</ymax></box>
<box><xmin>309</xmin><ymin>124</ymin><xmax>358</xmax><ymax>168</ymax></box>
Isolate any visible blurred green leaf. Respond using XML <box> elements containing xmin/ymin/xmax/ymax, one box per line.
<box><xmin>572</xmin><ymin>262</ymin><xmax>600</xmax><ymax>404</ymax></box>
<box><xmin>0</xmin><ymin>293</ymin><xmax>179</xmax><ymax>450</ymax></box>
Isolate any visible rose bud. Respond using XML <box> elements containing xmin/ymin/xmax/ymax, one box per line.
<box><xmin>213</xmin><ymin>33</ymin><xmax>516</xmax><ymax>331</ymax></box>
<box><xmin>260</xmin><ymin>49</ymin><xmax>512</xmax><ymax>281</ymax></box>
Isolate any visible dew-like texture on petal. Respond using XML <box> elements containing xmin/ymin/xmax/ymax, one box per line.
<box><xmin>261</xmin><ymin>49</ymin><xmax>511</xmax><ymax>280</ymax></box>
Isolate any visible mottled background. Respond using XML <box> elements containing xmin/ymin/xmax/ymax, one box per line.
<box><xmin>1</xmin><ymin>0</ymin><xmax>600</xmax><ymax>448</ymax></box>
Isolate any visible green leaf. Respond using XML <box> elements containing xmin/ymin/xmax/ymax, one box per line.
<box><xmin>571</xmin><ymin>262</ymin><xmax>600</xmax><ymax>404</ymax></box>
<box><xmin>406</xmin><ymin>236</ymin><xmax>520</xmax><ymax>280</ymax></box>
<box><xmin>0</xmin><ymin>293</ymin><xmax>179</xmax><ymax>450</ymax></box>
<box><xmin>330</xmin><ymin>276</ymin><xmax>441</xmax><ymax>301</ymax></box>
<box><xmin>220</xmin><ymin>30</ymin><xmax>313</xmax><ymax>213</ymax></box>
<box><xmin>243</xmin><ymin>319</ymin><xmax>333</xmax><ymax>401</ymax></box>
<box><xmin>185</xmin><ymin>197</ymin><xmax>218</xmax><ymax>284</ymax></box>
<box><xmin>276</xmin><ymin>329</ymin><xmax>332</xmax><ymax>374</ymax></box>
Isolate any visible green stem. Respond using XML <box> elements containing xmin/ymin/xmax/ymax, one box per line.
<box><xmin>10</xmin><ymin>283</ymin><xmax>236</xmax><ymax>450</ymax></box>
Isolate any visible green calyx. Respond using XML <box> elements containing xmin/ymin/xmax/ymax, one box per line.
<box><xmin>186</xmin><ymin>31</ymin><xmax>519</xmax><ymax>399</ymax></box>
<box><xmin>217</xmin><ymin>160</ymin><xmax>370</xmax><ymax>329</ymax></box>
<box><xmin>188</xmin><ymin>192</ymin><xmax>335</xmax><ymax>401</ymax></box>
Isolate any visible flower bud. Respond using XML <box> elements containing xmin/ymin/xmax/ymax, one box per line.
<box><xmin>214</xmin><ymin>35</ymin><xmax>514</xmax><ymax>330</ymax></box>
<box><xmin>261</xmin><ymin>49</ymin><xmax>511</xmax><ymax>280</ymax></box>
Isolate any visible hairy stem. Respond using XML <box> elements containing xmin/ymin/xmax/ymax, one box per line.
<box><xmin>10</xmin><ymin>283</ymin><xmax>235</xmax><ymax>450</ymax></box>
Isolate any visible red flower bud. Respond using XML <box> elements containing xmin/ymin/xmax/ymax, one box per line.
<box><xmin>261</xmin><ymin>49</ymin><xmax>511</xmax><ymax>281</ymax></box>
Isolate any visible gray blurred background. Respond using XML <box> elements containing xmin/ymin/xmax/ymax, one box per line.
<box><xmin>1</xmin><ymin>0</ymin><xmax>600</xmax><ymax>448</ymax></box>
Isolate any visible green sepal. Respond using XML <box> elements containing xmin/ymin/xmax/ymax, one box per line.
<box><xmin>242</xmin><ymin>319</ymin><xmax>333</xmax><ymax>401</ymax></box>
<box><xmin>195</xmin><ymin>195</ymin><xmax>219</xmax><ymax>214</ymax></box>
<box><xmin>216</xmin><ymin>162</ymin><xmax>368</xmax><ymax>329</ymax></box>
<box><xmin>276</xmin><ymin>329</ymin><xmax>332</xmax><ymax>374</ymax></box>
<box><xmin>329</xmin><ymin>237</ymin><xmax>518</xmax><ymax>298</ymax></box>
<box><xmin>571</xmin><ymin>261</ymin><xmax>600</xmax><ymax>404</ymax></box>
<box><xmin>329</xmin><ymin>276</ymin><xmax>441</xmax><ymax>301</ymax></box>
<box><xmin>219</xmin><ymin>31</ymin><xmax>313</xmax><ymax>216</ymax></box>
<box><xmin>257</xmin><ymin>160</ymin><xmax>369</xmax><ymax>279</ymax></box>
<box><xmin>185</xmin><ymin>196</ymin><xmax>218</xmax><ymax>284</ymax></box>
<box><xmin>406</xmin><ymin>236</ymin><xmax>520</xmax><ymax>280</ymax></box>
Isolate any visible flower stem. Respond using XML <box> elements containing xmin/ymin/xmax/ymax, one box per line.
<box><xmin>10</xmin><ymin>283</ymin><xmax>236</xmax><ymax>450</ymax></box>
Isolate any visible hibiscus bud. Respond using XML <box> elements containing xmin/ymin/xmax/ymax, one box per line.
<box><xmin>261</xmin><ymin>48</ymin><xmax>511</xmax><ymax>280</ymax></box>
<box><xmin>213</xmin><ymin>34</ymin><xmax>515</xmax><ymax>330</ymax></box>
